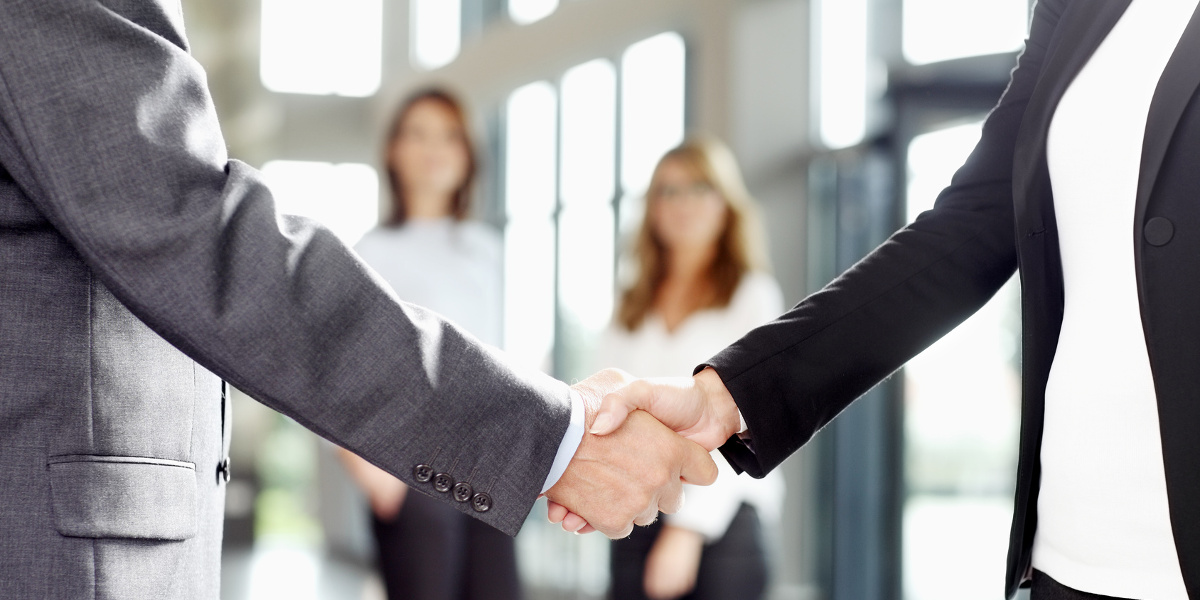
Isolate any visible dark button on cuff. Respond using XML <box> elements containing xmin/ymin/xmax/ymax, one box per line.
<box><xmin>452</xmin><ymin>482</ymin><xmax>474</xmax><ymax>503</ymax></box>
<box><xmin>413</xmin><ymin>464</ymin><xmax>434</xmax><ymax>483</ymax></box>
<box><xmin>1145</xmin><ymin>217</ymin><xmax>1175</xmax><ymax>246</ymax></box>
<box><xmin>433</xmin><ymin>473</ymin><xmax>454</xmax><ymax>493</ymax></box>
<box><xmin>471</xmin><ymin>492</ymin><xmax>493</xmax><ymax>513</ymax></box>
<box><xmin>217</xmin><ymin>457</ymin><xmax>231</xmax><ymax>484</ymax></box>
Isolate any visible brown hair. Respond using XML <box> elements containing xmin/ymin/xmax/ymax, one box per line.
<box><xmin>617</xmin><ymin>136</ymin><xmax>769</xmax><ymax>331</ymax></box>
<box><xmin>383</xmin><ymin>88</ymin><xmax>478</xmax><ymax>226</ymax></box>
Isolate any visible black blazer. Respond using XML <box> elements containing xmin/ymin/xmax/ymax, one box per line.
<box><xmin>709</xmin><ymin>0</ymin><xmax>1200</xmax><ymax>596</ymax></box>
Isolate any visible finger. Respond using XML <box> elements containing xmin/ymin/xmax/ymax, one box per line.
<box><xmin>562</xmin><ymin>512</ymin><xmax>589</xmax><ymax>533</ymax></box>
<box><xmin>562</xmin><ymin>512</ymin><xmax>594</xmax><ymax>533</ymax></box>
<box><xmin>609</xmin><ymin>521</ymin><xmax>636</xmax><ymax>540</ymax></box>
<box><xmin>546</xmin><ymin>477</ymin><xmax>622</xmax><ymax>537</ymax></box>
<box><xmin>656</xmin><ymin>477</ymin><xmax>686</xmax><ymax>515</ymax></box>
<box><xmin>591</xmin><ymin>380</ymin><xmax>650</xmax><ymax>436</ymax></box>
<box><xmin>678</xmin><ymin>440</ymin><xmax>719</xmax><ymax>487</ymax></box>
<box><xmin>546</xmin><ymin>501</ymin><xmax>568</xmax><ymax>524</ymax></box>
<box><xmin>633</xmin><ymin>506</ymin><xmax>660</xmax><ymax>527</ymax></box>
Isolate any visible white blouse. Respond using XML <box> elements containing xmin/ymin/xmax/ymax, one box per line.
<box><xmin>595</xmin><ymin>272</ymin><xmax>786</xmax><ymax>541</ymax></box>
<box><xmin>354</xmin><ymin>218</ymin><xmax>503</xmax><ymax>347</ymax></box>
<box><xmin>1036</xmin><ymin>0</ymin><xmax>1198</xmax><ymax>596</ymax></box>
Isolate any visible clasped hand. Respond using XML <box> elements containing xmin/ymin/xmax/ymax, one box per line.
<box><xmin>543</xmin><ymin>368</ymin><xmax>741</xmax><ymax>538</ymax></box>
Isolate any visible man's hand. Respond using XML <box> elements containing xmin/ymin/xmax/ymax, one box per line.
<box><xmin>590</xmin><ymin>368</ymin><xmax>742</xmax><ymax>452</ymax></box>
<box><xmin>543</xmin><ymin>369</ymin><xmax>718</xmax><ymax>539</ymax></box>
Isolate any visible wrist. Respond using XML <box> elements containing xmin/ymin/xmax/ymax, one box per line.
<box><xmin>693</xmin><ymin>368</ymin><xmax>741</xmax><ymax>442</ymax></box>
<box><xmin>541</xmin><ymin>389</ymin><xmax>586</xmax><ymax>494</ymax></box>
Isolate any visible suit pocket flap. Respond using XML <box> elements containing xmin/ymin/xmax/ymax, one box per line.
<box><xmin>49</xmin><ymin>455</ymin><xmax>197</xmax><ymax>540</ymax></box>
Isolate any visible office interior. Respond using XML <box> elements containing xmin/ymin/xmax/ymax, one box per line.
<box><xmin>178</xmin><ymin>0</ymin><xmax>1036</xmax><ymax>598</ymax></box>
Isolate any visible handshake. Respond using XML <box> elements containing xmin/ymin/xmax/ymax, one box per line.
<box><xmin>542</xmin><ymin>367</ymin><xmax>742</xmax><ymax>538</ymax></box>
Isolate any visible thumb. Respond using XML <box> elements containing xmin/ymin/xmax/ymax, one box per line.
<box><xmin>678</xmin><ymin>440</ymin><xmax>719</xmax><ymax>487</ymax></box>
<box><xmin>590</xmin><ymin>380</ymin><xmax>650</xmax><ymax>436</ymax></box>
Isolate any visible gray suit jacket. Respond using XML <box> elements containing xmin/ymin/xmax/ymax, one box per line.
<box><xmin>0</xmin><ymin>1</ymin><xmax>571</xmax><ymax>597</ymax></box>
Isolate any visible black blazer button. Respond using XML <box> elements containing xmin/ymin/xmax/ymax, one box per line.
<box><xmin>216</xmin><ymin>457</ymin><xmax>231</xmax><ymax>484</ymax></box>
<box><xmin>433</xmin><ymin>473</ymin><xmax>454</xmax><ymax>493</ymax></box>
<box><xmin>471</xmin><ymin>492</ymin><xmax>493</xmax><ymax>513</ymax></box>
<box><xmin>1145</xmin><ymin>217</ymin><xmax>1175</xmax><ymax>246</ymax></box>
<box><xmin>452</xmin><ymin>482</ymin><xmax>473</xmax><ymax>503</ymax></box>
<box><xmin>413</xmin><ymin>464</ymin><xmax>434</xmax><ymax>483</ymax></box>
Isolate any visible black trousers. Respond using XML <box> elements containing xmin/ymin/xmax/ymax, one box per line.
<box><xmin>610</xmin><ymin>503</ymin><xmax>768</xmax><ymax>600</ymax></box>
<box><xmin>370</xmin><ymin>490</ymin><xmax>520</xmax><ymax>600</ymax></box>
<box><xmin>1031</xmin><ymin>571</ymin><xmax>1132</xmax><ymax>600</ymax></box>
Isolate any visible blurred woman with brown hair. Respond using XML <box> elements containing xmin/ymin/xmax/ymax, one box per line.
<box><xmin>339</xmin><ymin>88</ymin><xmax>517</xmax><ymax>600</ymax></box>
<box><xmin>597</xmin><ymin>136</ymin><xmax>784</xmax><ymax>600</ymax></box>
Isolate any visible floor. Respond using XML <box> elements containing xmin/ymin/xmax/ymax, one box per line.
<box><xmin>221</xmin><ymin>543</ymin><xmax>385</xmax><ymax>600</ymax></box>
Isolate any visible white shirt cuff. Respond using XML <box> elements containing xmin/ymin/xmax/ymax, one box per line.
<box><xmin>541</xmin><ymin>389</ymin><xmax>585</xmax><ymax>493</ymax></box>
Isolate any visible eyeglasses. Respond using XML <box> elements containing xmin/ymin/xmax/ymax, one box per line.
<box><xmin>651</xmin><ymin>182</ymin><xmax>717</xmax><ymax>202</ymax></box>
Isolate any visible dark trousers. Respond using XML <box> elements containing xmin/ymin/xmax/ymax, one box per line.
<box><xmin>371</xmin><ymin>490</ymin><xmax>520</xmax><ymax>600</ymax></box>
<box><xmin>1031</xmin><ymin>571</ymin><xmax>1132</xmax><ymax>600</ymax></box>
<box><xmin>610</xmin><ymin>503</ymin><xmax>768</xmax><ymax>600</ymax></box>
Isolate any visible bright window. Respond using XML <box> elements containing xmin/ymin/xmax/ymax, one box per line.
<box><xmin>905</xmin><ymin>122</ymin><xmax>983</xmax><ymax>222</ymax></box>
<box><xmin>620</xmin><ymin>32</ymin><xmax>686</xmax><ymax>195</ymax></box>
<box><xmin>503</xmin><ymin>82</ymin><xmax>559</xmax><ymax>371</ymax></box>
<box><xmin>902</xmin><ymin>121</ymin><xmax>1020</xmax><ymax>600</ymax></box>
<box><xmin>506</xmin><ymin>34</ymin><xmax>687</xmax><ymax>595</ymax></box>
<box><xmin>903</xmin><ymin>0</ymin><xmax>1027</xmax><ymax>65</ymax></box>
<box><xmin>260</xmin><ymin>161</ymin><xmax>379</xmax><ymax>246</ymax></box>
<box><xmin>560</xmin><ymin>59</ymin><xmax>618</xmax><ymax>336</ymax></box>
<box><xmin>814</xmin><ymin>0</ymin><xmax>869</xmax><ymax>149</ymax></box>
<box><xmin>411</xmin><ymin>0</ymin><xmax>462</xmax><ymax>70</ymax></box>
<box><xmin>499</xmin><ymin>34</ymin><xmax>687</xmax><ymax>376</ymax></box>
<box><xmin>560</xmin><ymin>60</ymin><xmax>617</xmax><ymax>208</ymax></box>
<box><xmin>508</xmin><ymin>0</ymin><xmax>559</xmax><ymax>25</ymax></box>
<box><xmin>259</xmin><ymin>0</ymin><xmax>382</xmax><ymax>97</ymax></box>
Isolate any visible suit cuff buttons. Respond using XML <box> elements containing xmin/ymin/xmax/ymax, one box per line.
<box><xmin>412</xmin><ymin>462</ymin><xmax>493</xmax><ymax>513</ymax></box>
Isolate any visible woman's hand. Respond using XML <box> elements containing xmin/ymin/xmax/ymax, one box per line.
<box><xmin>643</xmin><ymin>524</ymin><xmax>706</xmax><ymax>600</ymax></box>
<box><xmin>365</xmin><ymin>475</ymin><xmax>408</xmax><ymax>521</ymax></box>
<box><xmin>338</xmin><ymin>448</ymin><xmax>409</xmax><ymax>521</ymax></box>
<box><xmin>591</xmin><ymin>368</ymin><xmax>742</xmax><ymax>453</ymax></box>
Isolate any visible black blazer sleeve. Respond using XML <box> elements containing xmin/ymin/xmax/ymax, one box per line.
<box><xmin>708</xmin><ymin>0</ymin><xmax>1070</xmax><ymax>477</ymax></box>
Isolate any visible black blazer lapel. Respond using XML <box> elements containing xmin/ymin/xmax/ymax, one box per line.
<box><xmin>1135</xmin><ymin>3</ymin><xmax>1200</xmax><ymax>242</ymax></box>
<box><xmin>1133</xmin><ymin>6</ymin><xmax>1200</xmax><ymax>595</ymax></box>
<box><xmin>1013</xmin><ymin>0</ymin><xmax>1132</xmax><ymax>234</ymax></box>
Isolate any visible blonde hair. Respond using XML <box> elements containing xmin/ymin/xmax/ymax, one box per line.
<box><xmin>617</xmin><ymin>136</ymin><xmax>769</xmax><ymax>331</ymax></box>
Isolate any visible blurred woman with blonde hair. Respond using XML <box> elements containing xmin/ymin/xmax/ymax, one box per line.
<box><xmin>598</xmin><ymin>136</ymin><xmax>784</xmax><ymax>600</ymax></box>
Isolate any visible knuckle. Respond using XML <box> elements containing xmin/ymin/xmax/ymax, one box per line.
<box><xmin>636</xmin><ymin>489</ymin><xmax>656</xmax><ymax>510</ymax></box>
<box><xmin>652</xmin><ymin>470</ymin><xmax>672</xmax><ymax>490</ymax></box>
<box><xmin>597</xmin><ymin>515</ymin><xmax>623</xmax><ymax>535</ymax></box>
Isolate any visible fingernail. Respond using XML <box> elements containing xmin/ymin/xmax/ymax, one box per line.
<box><xmin>590</xmin><ymin>413</ymin><xmax>612</xmax><ymax>435</ymax></box>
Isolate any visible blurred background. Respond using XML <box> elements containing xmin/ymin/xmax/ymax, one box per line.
<box><xmin>176</xmin><ymin>0</ymin><xmax>1034</xmax><ymax>598</ymax></box>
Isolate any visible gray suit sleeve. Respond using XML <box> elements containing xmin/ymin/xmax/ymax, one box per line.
<box><xmin>0</xmin><ymin>0</ymin><xmax>568</xmax><ymax>535</ymax></box>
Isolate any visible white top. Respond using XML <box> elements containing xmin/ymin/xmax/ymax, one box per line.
<box><xmin>1035</xmin><ymin>0</ymin><xmax>1197</xmax><ymax>596</ymax></box>
<box><xmin>595</xmin><ymin>272</ymin><xmax>786</xmax><ymax>541</ymax></box>
<box><xmin>355</xmin><ymin>218</ymin><xmax>503</xmax><ymax>347</ymax></box>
